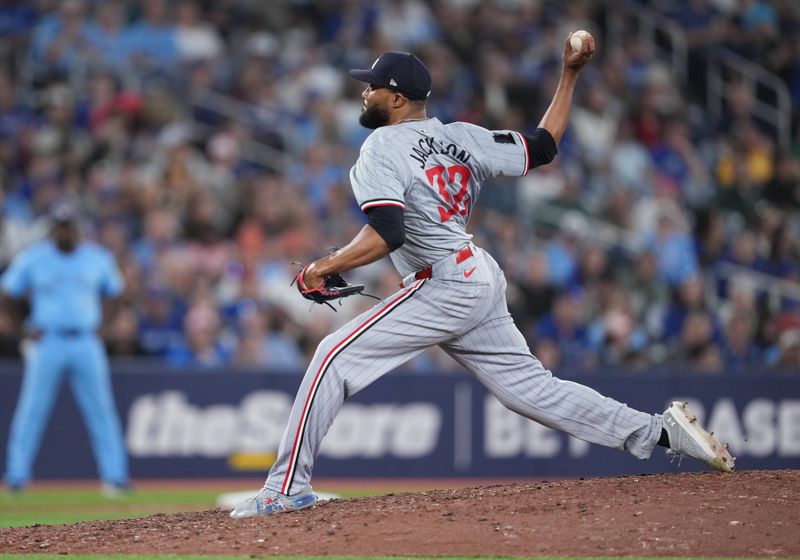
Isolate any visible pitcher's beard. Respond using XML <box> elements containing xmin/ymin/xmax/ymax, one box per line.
<box><xmin>359</xmin><ymin>105</ymin><xmax>390</xmax><ymax>129</ymax></box>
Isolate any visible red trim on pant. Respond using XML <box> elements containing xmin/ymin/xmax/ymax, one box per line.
<box><xmin>280</xmin><ymin>279</ymin><xmax>426</xmax><ymax>494</ymax></box>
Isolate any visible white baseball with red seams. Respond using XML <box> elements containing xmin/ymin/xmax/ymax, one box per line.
<box><xmin>262</xmin><ymin>117</ymin><xmax>663</xmax><ymax>497</ymax></box>
<box><xmin>570</xmin><ymin>30</ymin><xmax>590</xmax><ymax>51</ymax></box>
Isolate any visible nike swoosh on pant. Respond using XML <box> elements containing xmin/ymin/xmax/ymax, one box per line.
<box><xmin>464</xmin><ymin>267</ymin><xmax>477</xmax><ymax>278</ymax></box>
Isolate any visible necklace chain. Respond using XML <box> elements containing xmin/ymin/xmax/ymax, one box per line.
<box><xmin>393</xmin><ymin>116</ymin><xmax>429</xmax><ymax>126</ymax></box>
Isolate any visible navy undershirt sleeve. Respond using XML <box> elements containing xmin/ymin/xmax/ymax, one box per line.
<box><xmin>365</xmin><ymin>205</ymin><xmax>405</xmax><ymax>251</ymax></box>
<box><xmin>524</xmin><ymin>128</ymin><xmax>558</xmax><ymax>169</ymax></box>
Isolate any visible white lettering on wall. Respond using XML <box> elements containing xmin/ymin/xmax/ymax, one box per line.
<box><xmin>126</xmin><ymin>391</ymin><xmax>441</xmax><ymax>459</ymax></box>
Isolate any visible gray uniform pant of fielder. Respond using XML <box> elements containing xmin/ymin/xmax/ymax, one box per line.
<box><xmin>266</xmin><ymin>244</ymin><xmax>663</xmax><ymax>495</ymax></box>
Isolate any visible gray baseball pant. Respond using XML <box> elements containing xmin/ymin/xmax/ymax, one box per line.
<box><xmin>265</xmin><ymin>244</ymin><xmax>662</xmax><ymax>495</ymax></box>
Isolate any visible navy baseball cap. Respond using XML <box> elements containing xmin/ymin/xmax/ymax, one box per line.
<box><xmin>349</xmin><ymin>51</ymin><xmax>431</xmax><ymax>100</ymax></box>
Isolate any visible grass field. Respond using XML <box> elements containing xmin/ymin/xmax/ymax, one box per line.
<box><xmin>0</xmin><ymin>479</ymin><xmax>532</xmax><ymax>529</ymax></box>
<box><xmin>1</xmin><ymin>486</ymin><xmax>223</xmax><ymax>527</ymax></box>
<box><xmin>0</xmin><ymin>483</ymin><xmax>385</xmax><ymax>528</ymax></box>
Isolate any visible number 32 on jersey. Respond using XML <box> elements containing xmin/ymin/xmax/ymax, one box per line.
<box><xmin>425</xmin><ymin>165</ymin><xmax>472</xmax><ymax>223</ymax></box>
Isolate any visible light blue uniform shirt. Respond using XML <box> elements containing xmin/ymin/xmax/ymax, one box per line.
<box><xmin>121</xmin><ymin>22</ymin><xmax>178</xmax><ymax>68</ymax></box>
<box><xmin>1</xmin><ymin>241</ymin><xmax>123</xmax><ymax>331</ymax></box>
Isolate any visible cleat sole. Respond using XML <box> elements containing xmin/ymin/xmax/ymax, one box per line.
<box><xmin>669</xmin><ymin>402</ymin><xmax>735</xmax><ymax>473</ymax></box>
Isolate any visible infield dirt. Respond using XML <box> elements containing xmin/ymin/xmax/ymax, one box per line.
<box><xmin>1</xmin><ymin>470</ymin><xmax>797</xmax><ymax>557</ymax></box>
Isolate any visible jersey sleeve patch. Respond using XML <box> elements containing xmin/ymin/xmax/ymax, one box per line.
<box><xmin>360</xmin><ymin>199</ymin><xmax>405</xmax><ymax>212</ymax></box>
<box><xmin>493</xmin><ymin>132</ymin><xmax>517</xmax><ymax>145</ymax></box>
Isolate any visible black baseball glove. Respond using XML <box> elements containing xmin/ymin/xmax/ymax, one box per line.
<box><xmin>292</xmin><ymin>264</ymin><xmax>368</xmax><ymax>310</ymax></box>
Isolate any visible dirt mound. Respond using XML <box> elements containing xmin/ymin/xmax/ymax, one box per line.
<box><xmin>1</xmin><ymin>470</ymin><xmax>797</xmax><ymax>557</ymax></box>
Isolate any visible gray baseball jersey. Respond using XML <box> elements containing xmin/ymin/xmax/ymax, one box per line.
<box><xmin>350</xmin><ymin>118</ymin><xmax>528</xmax><ymax>276</ymax></box>
<box><xmin>264</xmin><ymin>118</ymin><xmax>662</xmax><ymax>497</ymax></box>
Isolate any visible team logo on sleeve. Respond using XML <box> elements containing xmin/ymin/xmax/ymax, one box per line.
<box><xmin>493</xmin><ymin>132</ymin><xmax>516</xmax><ymax>144</ymax></box>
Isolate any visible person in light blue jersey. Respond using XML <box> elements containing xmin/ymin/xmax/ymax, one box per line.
<box><xmin>2</xmin><ymin>203</ymin><xmax>129</xmax><ymax>494</ymax></box>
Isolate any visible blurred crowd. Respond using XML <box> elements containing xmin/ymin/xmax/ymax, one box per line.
<box><xmin>0</xmin><ymin>0</ymin><xmax>798</xmax><ymax>374</ymax></box>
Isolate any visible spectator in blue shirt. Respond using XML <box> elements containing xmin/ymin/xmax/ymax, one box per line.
<box><xmin>720</xmin><ymin>310</ymin><xmax>762</xmax><ymax>372</ymax></box>
<box><xmin>533</xmin><ymin>290</ymin><xmax>591</xmax><ymax>369</ymax></box>
<box><xmin>31</xmin><ymin>0</ymin><xmax>99</xmax><ymax>75</ymax></box>
<box><xmin>659</xmin><ymin>274</ymin><xmax>717</xmax><ymax>342</ymax></box>
<box><xmin>121</xmin><ymin>0</ymin><xmax>178</xmax><ymax>72</ymax></box>
<box><xmin>138</xmin><ymin>289</ymin><xmax>185</xmax><ymax>356</ymax></box>
<box><xmin>85</xmin><ymin>0</ymin><xmax>129</xmax><ymax>71</ymax></box>
<box><xmin>544</xmin><ymin>218</ymin><xmax>583</xmax><ymax>288</ymax></box>
<box><xmin>165</xmin><ymin>302</ymin><xmax>231</xmax><ymax>368</ymax></box>
<box><xmin>647</xmin><ymin>210</ymin><xmax>700</xmax><ymax>286</ymax></box>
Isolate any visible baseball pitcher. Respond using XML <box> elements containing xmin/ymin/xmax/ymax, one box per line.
<box><xmin>231</xmin><ymin>33</ymin><xmax>733</xmax><ymax>518</ymax></box>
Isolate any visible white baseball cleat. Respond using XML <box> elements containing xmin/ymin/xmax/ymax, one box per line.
<box><xmin>101</xmin><ymin>482</ymin><xmax>132</xmax><ymax>499</ymax></box>
<box><xmin>662</xmin><ymin>401</ymin><xmax>734</xmax><ymax>472</ymax></box>
<box><xmin>229</xmin><ymin>485</ymin><xmax>317</xmax><ymax>518</ymax></box>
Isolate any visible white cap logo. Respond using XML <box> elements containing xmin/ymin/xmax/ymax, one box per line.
<box><xmin>389</xmin><ymin>78</ymin><xmax>398</xmax><ymax>86</ymax></box>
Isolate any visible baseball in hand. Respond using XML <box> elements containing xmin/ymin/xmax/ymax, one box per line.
<box><xmin>570</xmin><ymin>30</ymin><xmax>590</xmax><ymax>51</ymax></box>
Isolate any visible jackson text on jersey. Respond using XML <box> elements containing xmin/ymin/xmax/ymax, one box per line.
<box><xmin>409</xmin><ymin>135</ymin><xmax>472</xmax><ymax>169</ymax></box>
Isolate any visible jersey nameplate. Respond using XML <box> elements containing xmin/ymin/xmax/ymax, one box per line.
<box><xmin>409</xmin><ymin>136</ymin><xmax>472</xmax><ymax>169</ymax></box>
